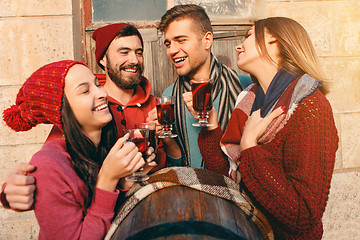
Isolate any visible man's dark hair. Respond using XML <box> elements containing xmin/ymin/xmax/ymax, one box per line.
<box><xmin>158</xmin><ymin>4</ymin><xmax>213</xmax><ymax>35</ymax></box>
<box><xmin>116</xmin><ymin>25</ymin><xmax>143</xmax><ymax>46</ymax></box>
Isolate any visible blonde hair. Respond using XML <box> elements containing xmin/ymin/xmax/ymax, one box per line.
<box><xmin>254</xmin><ymin>17</ymin><xmax>328</xmax><ymax>94</ymax></box>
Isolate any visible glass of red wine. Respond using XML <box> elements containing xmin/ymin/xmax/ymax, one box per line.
<box><xmin>156</xmin><ymin>96</ymin><xmax>177</xmax><ymax>138</ymax></box>
<box><xmin>123</xmin><ymin>128</ymin><xmax>150</xmax><ymax>182</ymax></box>
<box><xmin>191</xmin><ymin>80</ymin><xmax>214</xmax><ymax>127</ymax></box>
<box><xmin>135</xmin><ymin>122</ymin><xmax>158</xmax><ymax>155</ymax></box>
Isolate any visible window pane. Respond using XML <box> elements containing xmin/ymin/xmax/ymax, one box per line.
<box><xmin>92</xmin><ymin>0</ymin><xmax>167</xmax><ymax>22</ymax></box>
<box><xmin>174</xmin><ymin>0</ymin><xmax>255</xmax><ymax>19</ymax></box>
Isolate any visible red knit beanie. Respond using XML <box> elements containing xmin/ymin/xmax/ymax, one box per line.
<box><xmin>92</xmin><ymin>23</ymin><xmax>144</xmax><ymax>70</ymax></box>
<box><xmin>3</xmin><ymin>60</ymin><xmax>86</xmax><ymax>132</ymax></box>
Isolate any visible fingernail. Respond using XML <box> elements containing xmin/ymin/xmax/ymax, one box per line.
<box><xmin>281</xmin><ymin>106</ymin><xmax>286</xmax><ymax>111</ymax></box>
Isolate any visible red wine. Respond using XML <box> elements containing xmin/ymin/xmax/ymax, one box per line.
<box><xmin>156</xmin><ymin>103</ymin><xmax>175</xmax><ymax>125</ymax></box>
<box><xmin>148</xmin><ymin>129</ymin><xmax>157</xmax><ymax>150</ymax></box>
<box><xmin>130</xmin><ymin>137</ymin><xmax>147</xmax><ymax>152</ymax></box>
<box><xmin>191</xmin><ymin>81</ymin><xmax>213</xmax><ymax>112</ymax></box>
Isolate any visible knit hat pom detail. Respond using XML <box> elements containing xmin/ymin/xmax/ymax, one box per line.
<box><xmin>2</xmin><ymin>60</ymin><xmax>86</xmax><ymax>133</ymax></box>
<box><xmin>3</xmin><ymin>104</ymin><xmax>37</xmax><ymax>132</ymax></box>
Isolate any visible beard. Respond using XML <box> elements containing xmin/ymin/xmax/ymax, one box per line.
<box><xmin>106</xmin><ymin>57</ymin><xmax>143</xmax><ymax>90</ymax></box>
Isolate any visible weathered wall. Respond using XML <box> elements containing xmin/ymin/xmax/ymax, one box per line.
<box><xmin>0</xmin><ymin>0</ymin><xmax>74</xmax><ymax>238</ymax></box>
<box><xmin>1</xmin><ymin>0</ymin><xmax>359</xmax><ymax>239</ymax></box>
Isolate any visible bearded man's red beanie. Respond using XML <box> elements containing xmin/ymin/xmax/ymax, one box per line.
<box><xmin>92</xmin><ymin>23</ymin><xmax>144</xmax><ymax>70</ymax></box>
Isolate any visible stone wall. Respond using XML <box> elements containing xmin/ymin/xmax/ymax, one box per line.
<box><xmin>0</xmin><ymin>0</ymin><xmax>74</xmax><ymax>238</ymax></box>
<box><xmin>0</xmin><ymin>0</ymin><xmax>359</xmax><ymax>239</ymax></box>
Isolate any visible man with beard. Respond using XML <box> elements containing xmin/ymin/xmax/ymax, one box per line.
<box><xmin>1</xmin><ymin>23</ymin><xmax>181</xmax><ymax>211</ymax></box>
<box><xmin>93</xmin><ymin>23</ymin><xmax>180</xmax><ymax>164</ymax></box>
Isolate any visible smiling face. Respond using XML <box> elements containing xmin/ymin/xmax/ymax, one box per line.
<box><xmin>101</xmin><ymin>35</ymin><xmax>144</xmax><ymax>90</ymax></box>
<box><xmin>64</xmin><ymin>64</ymin><xmax>112</xmax><ymax>136</ymax></box>
<box><xmin>235</xmin><ymin>26</ymin><xmax>280</xmax><ymax>77</ymax></box>
<box><xmin>164</xmin><ymin>18</ymin><xmax>212</xmax><ymax>80</ymax></box>
<box><xmin>235</xmin><ymin>27</ymin><xmax>263</xmax><ymax>75</ymax></box>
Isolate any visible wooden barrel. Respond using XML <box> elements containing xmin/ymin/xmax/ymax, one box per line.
<box><xmin>110</xmin><ymin>185</ymin><xmax>263</xmax><ymax>240</ymax></box>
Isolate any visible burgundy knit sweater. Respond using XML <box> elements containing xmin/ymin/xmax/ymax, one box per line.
<box><xmin>198</xmin><ymin>91</ymin><xmax>338</xmax><ymax>239</ymax></box>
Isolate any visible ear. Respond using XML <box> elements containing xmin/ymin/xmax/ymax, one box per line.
<box><xmin>266</xmin><ymin>34</ymin><xmax>277</xmax><ymax>45</ymax></box>
<box><xmin>265</xmin><ymin>33</ymin><xmax>281</xmax><ymax>64</ymax></box>
<box><xmin>99</xmin><ymin>55</ymin><xmax>107</xmax><ymax>69</ymax></box>
<box><xmin>203</xmin><ymin>32</ymin><xmax>213</xmax><ymax>50</ymax></box>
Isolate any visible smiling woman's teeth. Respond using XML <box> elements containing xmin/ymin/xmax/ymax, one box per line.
<box><xmin>174</xmin><ymin>57</ymin><xmax>186</xmax><ymax>63</ymax></box>
<box><xmin>94</xmin><ymin>104</ymin><xmax>107</xmax><ymax>111</ymax></box>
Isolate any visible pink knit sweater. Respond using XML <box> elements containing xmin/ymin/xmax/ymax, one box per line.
<box><xmin>29</xmin><ymin>139</ymin><xmax>119</xmax><ymax>240</ymax></box>
<box><xmin>198</xmin><ymin>91</ymin><xmax>339</xmax><ymax>239</ymax></box>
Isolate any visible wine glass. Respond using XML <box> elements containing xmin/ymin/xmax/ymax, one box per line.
<box><xmin>156</xmin><ymin>96</ymin><xmax>177</xmax><ymax>138</ymax></box>
<box><xmin>190</xmin><ymin>80</ymin><xmax>214</xmax><ymax>127</ymax></box>
<box><xmin>135</xmin><ymin>122</ymin><xmax>158</xmax><ymax>155</ymax></box>
<box><xmin>123</xmin><ymin>128</ymin><xmax>150</xmax><ymax>182</ymax></box>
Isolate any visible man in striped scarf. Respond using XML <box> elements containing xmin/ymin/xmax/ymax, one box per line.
<box><xmin>156</xmin><ymin>4</ymin><xmax>252</xmax><ymax>168</ymax></box>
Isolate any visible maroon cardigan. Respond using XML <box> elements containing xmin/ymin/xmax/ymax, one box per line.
<box><xmin>198</xmin><ymin>91</ymin><xmax>338</xmax><ymax>239</ymax></box>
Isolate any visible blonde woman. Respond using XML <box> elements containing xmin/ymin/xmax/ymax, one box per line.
<box><xmin>184</xmin><ymin>17</ymin><xmax>339</xmax><ymax>239</ymax></box>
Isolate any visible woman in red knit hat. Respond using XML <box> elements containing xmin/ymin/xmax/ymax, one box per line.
<box><xmin>184</xmin><ymin>17</ymin><xmax>339</xmax><ymax>239</ymax></box>
<box><xmin>3</xmin><ymin>60</ymin><xmax>156</xmax><ymax>239</ymax></box>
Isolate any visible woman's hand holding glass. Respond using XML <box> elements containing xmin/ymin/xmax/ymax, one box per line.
<box><xmin>119</xmin><ymin>145</ymin><xmax>157</xmax><ymax>190</ymax></box>
<box><xmin>96</xmin><ymin>133</ymin><xmax>145</xmax><ymax>192</ymax></box>
<box><xmin>182</xmin><ymin>92</ymin><xmax>218</xmax><ymax>130</ymax></box>
<box><xmin>139</xmin><ymin>146</ymin><xmax>157</xmax><ymax>173</ymax></box>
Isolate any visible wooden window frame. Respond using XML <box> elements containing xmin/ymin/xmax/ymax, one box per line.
<box><xmin>79</xmin><ymin>1</ymin><xmax>257</xmax><ymax>96</ymax></box>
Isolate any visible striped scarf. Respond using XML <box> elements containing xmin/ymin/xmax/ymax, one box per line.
<box><xmin>220</xmin><ymin>74</ymin><xmax>321</xmax><ymax>181</ymax></box>
<box><xmin>172</xmin><ymin>53</ymin><xmax>243</xmax><ymax>166</ymax></box>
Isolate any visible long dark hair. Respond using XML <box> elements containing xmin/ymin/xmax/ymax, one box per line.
<box><xmin>61</xmin><ymin>95</ymin><xmax>117</xmax><ymax>208</ymax></box>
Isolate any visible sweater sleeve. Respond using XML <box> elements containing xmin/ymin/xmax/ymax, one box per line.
<box><xmin>29</xmin><ymin>142</ymin><xmax>119</xmax><ymax>240</ymax></box>
<box><xmin>239</xmin><ymin>93</ymin><xmax>339</xmax><ymax>234</ymax></box>
<box><xmin>198</xmin><ymin>125</ymin><xmax>230</xmax><ymax>176</ymax></box>
<box><xmin>81</xmin><ymin>188</ymin><xmax>119</xmax><ymax>239</ymax></box>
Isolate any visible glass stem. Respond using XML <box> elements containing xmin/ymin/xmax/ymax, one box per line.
<box><xmin>198</xmin><ymin>111</ymin><xmax>209</xmax><ymax>121</ymax></box>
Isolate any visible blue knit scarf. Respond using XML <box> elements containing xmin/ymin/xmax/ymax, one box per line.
<box><xmin>251</xmin><ymin>69</ymin><xmax>299</xmax><ymax>117</ymax></box>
